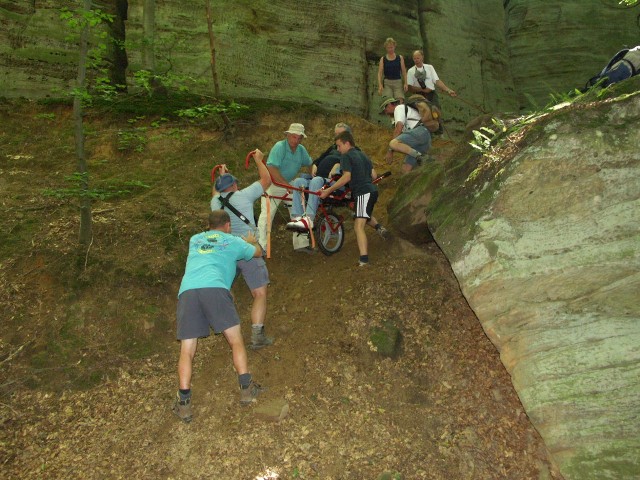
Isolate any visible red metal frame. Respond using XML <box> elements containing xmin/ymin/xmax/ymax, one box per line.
<box><xmin>211</xmin><ymin>152</ymin><xmax>391</xmax><ymax>255</ymax></box>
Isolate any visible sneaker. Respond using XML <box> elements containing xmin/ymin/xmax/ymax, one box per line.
<box><xmin>172</xmin><ymin>394</ymin><xmax>193</xmax><ymax>423</ymax></box>
<box><xmin>250</xmin><ymin>326</ymin><xmax>274</xmax><ymax>350</ymax></box>
<box><xmin>376</xmin><ymin>225</ymin><xmax>389</xmax><ymax>239</ymax></box>
<box><xmin>240</xmin><ymin>380</ymin><xmax>266</xmax><ymax>406</ymax></box>
<box><xmin>358</xmin><ymin>260</ymin><xmax>369</xmax><ymax>267</ymax></box>
<box><xmin>286</xmin><ymin>216</ymin><xmax>313</xmax><ymax>232</ymax></box>
<box><xmin>415</xmin><ymin>153</ymin><xmax>424</xmax><ymax>166</ymax></box>
<box><xmin>294</xmin><ymin>246</ymin><xmax>316</xmax><ymax>255</ymax></box>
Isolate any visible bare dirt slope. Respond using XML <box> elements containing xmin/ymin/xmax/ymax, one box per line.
<box><xmin>0</xmin><ymin>102</ymin><xmax>558</xmax><ymax>479</ymax></box>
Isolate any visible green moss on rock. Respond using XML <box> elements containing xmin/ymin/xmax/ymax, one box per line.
<box><xmin>369</xmin><ymin>320</ymin><xmax>401</xmax><ymax>358</ymax></box>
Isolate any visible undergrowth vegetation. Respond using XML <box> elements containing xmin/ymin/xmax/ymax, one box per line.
<box><xmin>466</xmin><ymin>79</ymin><xmax>640</xmax><ymax>186</ymax></box>
<box><xmin>0</xmin><ymin>95</ymin><xmax>369</xmax><ymax>393</ymax></box>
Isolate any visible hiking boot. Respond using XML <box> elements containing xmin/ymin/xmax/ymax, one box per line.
<box><xmin>250</xmin><ymin>326</ymin><xmax>274</xmax><ymax>350</ymax></box>
<box><xmin>286</xmin><ymin>216</ymin><xmax>313</xmax><ymax>232</ymax></box>
<box><xmin>376</xmin><ymin>225</ymin><xmax>389</xmax><ymax>239</ymax></box>
<box><xmin>172</xmin><ymin>394</ymin><xmax>193</xmax><ymax>423</ymax></box>
<box><xmin>240</xmin><ymin>380</ymin><xmax>266</xmax><ymax>406</ymax></box>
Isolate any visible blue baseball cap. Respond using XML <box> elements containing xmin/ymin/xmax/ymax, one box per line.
<box><xmin>215</xmin><ymin>173</ymin><xmax>237</xmax><ymax>191</ymax></box>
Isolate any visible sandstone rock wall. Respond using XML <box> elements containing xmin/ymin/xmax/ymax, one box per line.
<box><xmin>389</xmin><ymin>83</ymin><xmax>640</xmax><ymax>479</ymax></box>
<box><xmin>505</xmin><ymin>0</ymin><xmax>640</xmax><ymax>109</ymax></box>
<box><xmin>2</xmin><ymin>1</ymin><xmax>637</xmax><ymax>126</ymax></box>
<box><xmin>0</xmin><ymin>0</ymin><xmax>78</xmax><ymax>98</ymax></box>
<box><xmin>125</xmin><ymin>0</ymin><xmax>423</xmax><ymax>121</ymax></box>
<box><xmin>417</xmin><ymin>0</ymin><xmax>518</xmax><ymax>131</ymax></box>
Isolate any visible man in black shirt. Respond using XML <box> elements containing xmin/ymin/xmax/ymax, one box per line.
<box><xmin>312</xmin><ymin>122</ymin><xmax>351</xmax><ymax>178</ymax></box>
<box><xmin>319</xmin><ymin>130</ymin><xmax>388</xmax><ymax>266</ymax></box>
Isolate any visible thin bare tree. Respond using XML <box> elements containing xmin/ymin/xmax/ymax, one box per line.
<box><xmin>74</xmin><ymin>0</ymin><xmax>93</xmax><ymax>247</ymax></box>
<box><xmin>142</xmin><ymin>0</ymin><xmax>156</xmax><ymax>72</ymax></box>
<box><xmin>205</xmin><ymin>0</ymin><xmax>220</xmax><ymax>96</ymax></box>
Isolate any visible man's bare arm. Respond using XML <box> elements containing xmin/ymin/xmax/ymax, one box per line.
<box><xmin>252</xmin><ymin>149</ymin><xmax>271</xmax><ymax>191</ymax></box>
<box><xmin>243</xmin><ymin>231</ymin><xmax>264</xmax><ymax>258</ymax></box>
<box><xmin>267</xmin><ymin>165</ymin><xmax>291</xmax><ymax>188</ymax></box>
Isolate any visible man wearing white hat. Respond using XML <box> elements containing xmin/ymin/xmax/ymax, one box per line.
<box><xmin>257</xmin><ymin>123</ymin><xmax>313</xmax><ymax>253</ymax></box>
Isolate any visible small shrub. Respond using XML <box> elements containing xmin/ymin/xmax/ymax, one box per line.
<box><xmin>35</xmin><ymin>113</ymin><xmax>56</xmax><ymax>120</ymax></box>
<box><xmin>44</xmin><ymin>172</ymin><xmax>150</xmax><ymax>200</ymax></box>
<box><xmin>117</xmin><ymin>127</ymin><xmax>148</xmax><ymax>152</ymax></box>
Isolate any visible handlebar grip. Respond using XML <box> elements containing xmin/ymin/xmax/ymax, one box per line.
<box><xmin>211</xmin><ymin>165</ymin><xmax>222</xmax><ymax>183</ymax></box>
<box><xmin>245</xmin><ymin>150</ymin><xmax>256</xmax><ymax>169</ymax></box>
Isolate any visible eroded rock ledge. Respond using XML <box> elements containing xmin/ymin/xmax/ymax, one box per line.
<box><xmin>390</xmin><ymin>85</ymin><xmax>640</xmax><ymax>479</ymax></box>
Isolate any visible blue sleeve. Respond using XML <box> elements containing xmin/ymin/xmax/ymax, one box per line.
<box><xmin>243</xmin><ymin>181</ymin><xmax>264</xmax><ymax>200</ymax></box>
<box><xmin>240</xmin><ymin>241</ymin><xmax>256</xmax><ymax>261</ymax></box>
<box><xmin>266</xmin><ymin>141</ymin><xmax>284</xmax><ymax>169</ymax></box>
<box><xmin>232</xmin><ymin>235</ymin><xmax>257</xmax><ymax>261</ymax></box>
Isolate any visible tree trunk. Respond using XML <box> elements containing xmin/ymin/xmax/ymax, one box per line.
<box><xmin>205</xmin><ymin>0</ymin><xmax>220</xmax><ymax>96</ymax></box>
<box><xmin>75</xmin><ymin>0</ymin><xmax>93</xmax><ymax>247</ymax></box>
<box><xmin>108</xmin><ymin>0</ymin><xmax>129</xmax><ymax>91</ymax></box>
<box><xmin>142</xmin><ymin>0</ymin><xmax>155</xmax><ymax>72</ymax></box>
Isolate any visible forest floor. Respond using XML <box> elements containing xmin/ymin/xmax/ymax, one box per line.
<box><xmin>0</xmin><ymin>100</ymin><xmax>559</xmax><ymax>479</ymax></box>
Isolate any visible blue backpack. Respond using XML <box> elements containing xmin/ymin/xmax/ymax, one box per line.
<box><xmin>585</xmin><ymin>48</ymin><xmax>637</xmax><ymax>89</ymax></box>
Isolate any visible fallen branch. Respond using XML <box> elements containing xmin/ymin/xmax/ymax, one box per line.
<box><xmin>0</xmin><ymin>340</ymin><xmax>32</xmax><ymax>365</ymax></box>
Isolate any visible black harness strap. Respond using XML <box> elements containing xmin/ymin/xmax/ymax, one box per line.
<box><xmin>218</xmin><ymin>192</ymin><xmax>252</xmax><ymax>226</ymax></box>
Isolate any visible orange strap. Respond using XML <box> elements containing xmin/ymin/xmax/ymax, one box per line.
<box><xmin>266</xmin><ymin>195</ymin><xmax>271</xmax><ymax>259</ymax></box>
<box><xmin>308</xmin><ymin>224</ymin><xmax>316</xmax><ymax>249</ymax></box>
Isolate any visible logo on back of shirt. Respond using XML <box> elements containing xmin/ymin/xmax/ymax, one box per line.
<box><xmin>197</xmin><ymin>233</ymin><xmax>231</xmax><ymax>254</ymax></box>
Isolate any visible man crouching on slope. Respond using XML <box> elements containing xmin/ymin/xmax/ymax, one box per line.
<box><xmin>173</xmin><ymin>210</ymin><xmax>265</xmax><ymax>423</ymax></box>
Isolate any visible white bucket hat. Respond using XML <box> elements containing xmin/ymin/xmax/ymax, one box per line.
<box><xmin>284</xmin><ymin>123</ymin><xmax>307</xmax><ymax>138</ymax></box>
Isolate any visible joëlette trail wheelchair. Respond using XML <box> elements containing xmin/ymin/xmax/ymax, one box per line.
<box><xmin>212</xmin><ymin>151</ymin><xmax>390</xmax><ymax>257</ymax></box>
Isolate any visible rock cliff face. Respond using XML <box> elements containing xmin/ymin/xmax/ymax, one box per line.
<box><xmin>1</xmin><ymin>1</ymin><xmax>638</xmax><ymax>127</ymax></box>
<box><xmin>389</xmin><ymin>81</ymin><xmax>640</xmax><ymax>479</ymax></box>
<box><xmin>505</xmin><ymin>0</ymin><xmax>640</xmax><ymax>109</ymax></box>
<box><xmin>2</xmin><ymin>2</ymin><xmax>640</xmax><ymax>478</ymax></box>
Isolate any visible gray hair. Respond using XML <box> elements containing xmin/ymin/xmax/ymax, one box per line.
<box><xmin>334</xmin><ymin>122</ymin><xmax>351</xmax><ymax>133</ymax></box>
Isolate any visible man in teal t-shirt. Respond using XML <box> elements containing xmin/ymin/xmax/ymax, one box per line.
<box><xmin>172</xmin><ymin>210</ymin><xmax>265</xmax><ymax>423</ymax></box>
<box><xmin>257</xmin><ymin>123</ymin><xmax>313</xmax><ymax>253</ymax></box>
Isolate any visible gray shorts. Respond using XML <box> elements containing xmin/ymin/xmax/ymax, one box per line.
<box><xmin>176</xmin><ymin>288</ymin><xmax>240</xmax><ymax>340</ymax></box>
<box><xmin>396</xmin><ymin>125</ymin><xmax>431</xmax><ymax>167</ymax></box>
<box><xmin>237</xmin><ymin>256</ymin><xmax>269</xmax><ymax>290</ymax></box>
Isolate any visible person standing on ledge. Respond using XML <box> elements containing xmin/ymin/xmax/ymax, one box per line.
<box><xmin>378</xmin><ymin>37</ymin><xmax>408</xmax><ymax>102</ymax></box>
<box><xmin>406</xmin><ymin>49</ymin><xmax>456</xmax><ymax>108</ymax></box>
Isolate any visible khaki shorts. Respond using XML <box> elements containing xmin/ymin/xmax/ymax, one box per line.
<box><xmin>382</xmin><ymin>79</ymin><xmax>404</xmax><ymax>101</ymax></box>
